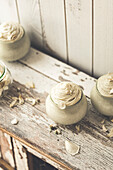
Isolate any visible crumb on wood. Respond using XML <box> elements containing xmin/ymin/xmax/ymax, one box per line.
<box><xmin>75</xmin><ymin>125</ymin><xmax>81</xmax><ymax>133</ymax></box>
<box><xmin>111</xmin><ymin>119</ymin><xmax>113</xmax><ymax>123</ymax></box>
<box><xmin>101</xmin><ymin>119</ymin><xmax>105</xmax><ymax>124</ymax></box>
<box><xmin>102</xmin><ymin>124</ymin><xmax>108</xmax><ymax>132</ymax></box>
<box><xmin>25</xmin><ymin>82</ymin><xmax>35</xmax><ymax>89</ymax></box>
<box><xmin>11</xmin><ymin>118</ymin><xmax>19</xmax><ymax>125</ymax></box>
<box><xmin>107</xmin><ymin>127</ymin><xmax>113</xmax><ymax>138</ymax></box>
<box><xmin>65</xmin><ymin>140</ymin><xmax>80</xmax><ymax>156</ymax></box>
<box><xmin>10</xmin><ymin>98</ymin><xmax>18</xmax><ymax>108</ymax></box>
<box><xmin>50</xmin><ymin>124</ymin><xmax>57</xmax><ymax>131</ymax></box>
<box><xmin>55</xmin><ymin>129</ymin><xmax>61</xmax><ymax>135</ymax></box>
<box><xmin>25</xmin><ymin>97</ymin><xmax>40</xmax><ymax>106</ymax></box>
<box><xmin>19</xmin><ymin>94</ymin><xmax>24</xmax><ymax>105</ymax></box>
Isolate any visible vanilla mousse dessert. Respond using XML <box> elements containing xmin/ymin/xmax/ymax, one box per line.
<box><xmin>90</xmin><ymin>73</ymin><xmax>113</xmax><ymax>116</ymax></box>
<box><xmin>0</xmin><ymin>22</ymin><xmax>30</xmax><ymax>61</ymax></box>
<box><xmin>46</xmin><ymin>82</ymin><xmax>87</xmax><ymax>125</ymax></box>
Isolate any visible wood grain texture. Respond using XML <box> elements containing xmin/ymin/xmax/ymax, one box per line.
<box><xmin>12</xmin><ymin>139</ymin><xmax>29</xmax><ymax>170</ymax></box>
<box><xmin>17</xmin><ymin>0</ymin><xmax>43</xmax><ymax>50</ymax></box>
<box><xmin>0</xmin><ymin>131</ymin><xmax>15</xmax><ymax>168</ymax></box>
<box><xmin>65</xmin><ymin>0</ymin><xmax>92</xmax><ymax>74</ymax></box>
<box><xmin>0</xmin><ymin>78</ymin><xmax>113</xmax><ymax>169</ymax></box>
<box><xmin>94</xmin><ymin>0</ymin><xmax>113</xmax><ymax>77</ymax></box>
<box><xmin>20</xmin><ymin>48</ymin><xmax>96</xmax><ymax>97</ymax></box>
<box><xmin>0</xmin><ymin>48</ymin><xmax>113</xmax><ymax>169</ymax></box>
<box><xmin>0</xmin><ymin>0</ymin><xmax>18</xmax><ymax>24</ymax></box>
<box><xmin>39</xmin><ymin>0</ymin><xmax>67</xmax><ymax>61</ymax></box>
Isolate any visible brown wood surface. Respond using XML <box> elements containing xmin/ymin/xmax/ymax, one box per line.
<box><xmin>0</xmin><ymin>48</ymin><xmax>113</xmax><ymax>170</ymax></box>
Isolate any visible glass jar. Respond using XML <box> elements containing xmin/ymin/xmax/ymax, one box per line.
<box><xmin>0</xmin><ymin>61</ymin><xmax>12</xmax><ymax>96</ymax></box>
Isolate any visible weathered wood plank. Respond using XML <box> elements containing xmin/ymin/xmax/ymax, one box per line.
<box><xmin>94</xmin><ymin>0</ymin><xmax>113</xmax><ymax>77</ymax></box>
<box><xmin>1</xmin><ymin>48</ymin><xmax>113</xmax><ymax>169</ymax></box>
<box><xmin>39</xmin><ymin>0</ymin><xmax>67</xmax><ymax>61</ymax></box>
<box><xmin>0</xmin><ymin>158</ymin><xmax>14</xmax><ymax>170</ymax></box>
<box><xmin>17</xmin><ymin>0</ymin><xmax>43</xmax><ymax>50</ymax></box>
<box><xmin>65</xmin><ymin>0</ymin><xmax>92</xmax><ymax>74</ymax></box>
<box><xmin>12</xmin><ymin>139</ymin><xmax>29</xmax><ymax>170</ymax></box>
<box><xmin>0</xmin><ymin>131</ymin><xmax>15</xmax><ymax>168</ymax></box>
<box><xmin>0</xmin><ymin>0</ymin><xmax>18</xmax><ymax>23</ymax></box>
<box><xmin>20</xmin><ymin>48</ymin><xmax>95</xmax><ymax>97</ymax></box>
<box><xmin>0</xmin><ymin>80</ymin><xmax>113</xmax><ymax>170</ymax></box>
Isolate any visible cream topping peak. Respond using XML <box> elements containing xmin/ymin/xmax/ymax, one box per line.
<box><xmin>97</xmin><ymin>73</ymin><xmax>113</xmax><ymax>97</ymax></box>
<box><xmin>0</xmin><ymin>22</ymin><xmax>24</xmax><ymax>42</ymax></box>
<box><xmin>51</xmin><ymin>82</ymin><xmax>82</xmax><ymax>109</ymax></box>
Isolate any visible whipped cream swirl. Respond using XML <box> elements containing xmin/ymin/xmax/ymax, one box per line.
<box><xmin>97</xmin><ymin>73</ymin><xmax>113</xmax><ymax>97</ymax></box>
<box><xmin>0</xmin><ymin>22</ymin><xmax>24</xmax><ymax>42</ymax></box>
<box><xmin>51</xmin><ymin>82</ymin><xmax>82</xmax><ymax>109</ymax></box>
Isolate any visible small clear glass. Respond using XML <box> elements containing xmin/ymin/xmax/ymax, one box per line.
<box><xmin>0</xmin><ymin>61</ymin><xmax>12</xmax><ymax>96</ymax></box>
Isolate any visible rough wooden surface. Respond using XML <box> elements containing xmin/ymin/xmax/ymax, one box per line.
<box><xmin>94</xmin><ymin>0</ymin><xmax>113</xmax><ymax>77</ymax></box>
<box><xmin>65</xmin><ymin>0</ymin><xmax>92</xmax><ymax>74</ymax></box>
<box><xmin>0</xmin><ymin>48</ymin><xmax>113</xmax><ymax>170</ymax></box>
<box><xmin>0</xmin><ymin>0</ymin><xmax>18</xmax><ymax>23</ymax></box>
<box><xmin>17</xmin><ymin>0</ymin><xmax>43</xmax><ymax>50</ymax></box>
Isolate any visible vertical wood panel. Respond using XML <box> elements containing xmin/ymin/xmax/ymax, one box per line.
<box><xmin>0</xmin><ymin>0</ymin><xmax>18</xmax><ymax>23</ymax></box>
<box><xmin>94</xmin><ymin>0</ymin><xmax>113</xmax><ymax>77</ymax></box>
<box><xmin>17</xmin><ymin>0</ymin><xmax>43</xmax><ymax>50</ymax></box>
<box><xmin>0</xmin><ymin>131</ymin><xmax>15</xmax><ymax>168</ymax></box>
<box><xmin>65</xmin><ymin>0</ymin><xmax>92</xmax><ymax>74</ymax></box>
<box><xmin>39</xmin><ymin>0</ymin><xmax>67</xmax><ymax>62</ymax></box>
<box><xmin>13</xmin><ymin>139</ymin><xmax>29</xmax><ymax>170</ymax></box>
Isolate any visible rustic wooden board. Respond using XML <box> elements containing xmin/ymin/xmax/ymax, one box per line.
<box><xmin>0</xmin><ymin>131</ymin><xmax>15</xmax><ymax>168</ymax></box>
<box><xmin>65</xmin><ymin>0</ymin><xmax>92</xmax><ymax>74</ymax></box>
<box><xmin>12</xmin><ymin>139</ymin><xmax>29</xmax><ymax>170</ymax></box>
<box><xmin>1</xmin><ymin>48</ymin><xmax>113</xmax><ymax>169</ymax></box>
<box><xmin>39</xmin><ymin>0</ymin><xmax>67</xmax><ymax>61</ymax></box>
<box><xmin>0</xmin><ymin>0</ymin><xmax>18</xmax><ymax>23</ymax></box>
<box><xmin>17</xmin><ymin>0</ymin><xmax>43</xmax><ymax>50</ymax></box>
<box><xmin>93</xmin><ymin>0</ymin><xmax>113</xmax><ymax>77</ymax></box>
<box><xmin>20</xmin><ymin>48</ymin><xmax>96</xmax><ymax>97</ymax></box>
<box><xmin>0</xmin><ymin>79</ymin><xmax>113</xmax><ymax>170</ymax></box>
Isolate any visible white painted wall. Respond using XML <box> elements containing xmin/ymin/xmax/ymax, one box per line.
<box><xmin>0</xmin><ymin>0</ymin><xmax>113</xmax><ymax>77</ymax></box>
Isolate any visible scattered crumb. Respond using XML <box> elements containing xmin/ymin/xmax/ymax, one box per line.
<box><xmin>11</xmin><ymin>118</ymin><xmax>19</xmax><ymax>125</ymax></box>
<box><xmin>75</xmin><ymin>125</ymin><xmax>81</xmax><ymax>133</ymax></box>
<box><xmin>10</xmin><ymin>99</ymin><xmax>18</xmax><ymax>108</ymax></box>
<box><xmin>101</xmin><ymin>119</ymin><xmax>105</xmax><ymax>124</ymax></box>
<box><xmin>55</xmin><ymin>129</ymin><xmax>61</xmax><ymax>135</ymax></box>
<box><xmin>65</xmin><ymin>140</ymin><xmax>80</xmax><ymax>155</ymax></box>
<box><xmin>19</xmin><ymin>94</ymin><xmax>24</xmax><ymax>105</ymax></box>
<box><xmin>25</xmin><ymin>97</ymin><xmax>39</xmax><ymax>106</ymax></box>
<box><xmin>25</xmin><ymin>82</ymin><xmax>35</xmax><ymax>89</ymax></box>
<box><xmin>110</xmin><ymin>89</ymin><xmax>113</xmax><ymax>94</ymax></box>
<box><xmin>55</xmin><ymin>63</ymin><xmax>60</xmax><ymax>67</ymax></box>
<box><xmin>50</xmin><ymin>124</ymin><xmax>57</xmax><ymax>131</ymax></box>
<box><xmin>107</xmin><ymin>127</ymin><xmax>113</xmax><ymax>138</ymax></box>
<box><xmin>61</xmin><ymin>70</ymin><xmax>69</xmax><ymax>76</ymax></box>
<box><xmin>102</xmin><ymin>124</ymin><xmax>108</xmax><ymax>132</ymax></box>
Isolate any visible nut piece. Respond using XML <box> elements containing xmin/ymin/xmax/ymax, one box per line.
<box><xmin>25</xmin><ymin>82</ymin><xmax>35</xmax><ymax>89</ymax></box>
<box><xmin>19</xmin><ymin>94</ymin><xmax>24</xmax><ymax>105</ymax></box>
<box><xmin>75</xmin><ymin>125</ymin><xmax>81</xmax><ymax>133</ymax></box>
<box><xmin>11</xmin><ymin>118</ymin><xmax>18</xmax><ymax>125</ymax></box>
<box><xmin>65</xmin><ymin>140</ymin><xmax>80</xmax><ymax>155</ymax></box>
<box><xmin>10</xmin><ymin>98</ymin><xmax>18</xmax><ymax>108</ymax></box>
<box><xmin>102</xmin><ymin>125</ymin><xmax>108</xmax><ymax>132</ymax></box>
<box><xmin>101</xmin><ymin>119</ymin><xmax>105</xmax><ymax>124</ymax></box>
<box><xmin>107</xmin><ymin>127</ymin><xmax>113</xmax><ymax>138</ymax></box>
